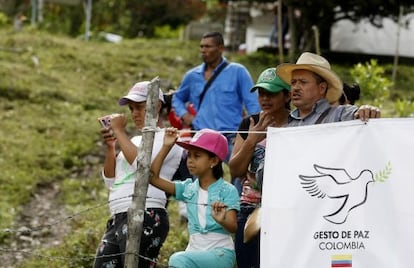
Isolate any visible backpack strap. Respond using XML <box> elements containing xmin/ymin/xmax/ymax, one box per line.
<box><xmin>315</xmin><ymin>107</ymin><xmax>332</xmax><ymax>124</ymax></box>
<box><xmin>198</xmin><ymin>61</ymin><xmax>229</xmax><ymax>109</ymax></box>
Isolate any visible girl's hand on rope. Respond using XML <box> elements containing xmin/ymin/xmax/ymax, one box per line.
<box><xmin>211</xmin><ymin>201</ymin><xmax>227</xmax><ymax>223</ymax></box>
<box><xmin>164</xmin><ymin>127</ymin><xmax>179</xmax><ymax>147</ymax></box>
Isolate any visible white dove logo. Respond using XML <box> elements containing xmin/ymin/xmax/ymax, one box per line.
<box><xmin>299</xmin><ymin>165</ymin><xmax>374</xmax><ymax>225</ymax></box>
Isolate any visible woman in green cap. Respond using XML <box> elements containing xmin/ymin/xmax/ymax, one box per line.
<box><xmin>229</xmin><ymin>67</ymin><xmax>291</xmax><ymax>268</ymax></box>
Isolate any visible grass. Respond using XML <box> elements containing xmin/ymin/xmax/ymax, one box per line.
<box><xmin>0</xmin><ymin>26</ymin><xmax>196</xmax><ymax>267</ymax></box>
<box><xmin>0</xmin><ymin>25</ymin><xmax>413</xmax><ymax>267</ymax></box>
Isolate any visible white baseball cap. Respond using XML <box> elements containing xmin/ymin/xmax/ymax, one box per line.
<box><xmin>118</xmin><ymin>81</ymin><xmax>165</xmax><ymax>105</ymax></box>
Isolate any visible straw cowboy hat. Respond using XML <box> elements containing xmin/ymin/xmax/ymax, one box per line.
<box><xmin>276</xmin><ymin>52</ymin><xmax>343</xmax><ymax>103</ymax></box>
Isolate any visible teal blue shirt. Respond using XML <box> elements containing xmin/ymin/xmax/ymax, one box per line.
<box><xmin>174</xmin><ymin>177</ymin><xmax>240</xmax><ymax>235</ymax></box>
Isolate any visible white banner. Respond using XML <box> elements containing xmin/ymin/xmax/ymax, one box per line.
<box><xmin>330</xmin><ymin>14</ymin><xmax>414</xmax><ymax>58</ymax></box>
<box><xmin>261</xmin><ymin>118</ymin><xmax>414</xmax><ymax>268</ymax></box>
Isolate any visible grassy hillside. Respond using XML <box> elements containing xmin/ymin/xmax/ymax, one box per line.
<box><xmin>0</xmin><ymin>27</ymin><xmax>200</xmax><ymax>267</ymax></box>
<box><xmin>0</xmin><ymin>26</ymin><xmax>413</xmax><ymax>267</ymax></box>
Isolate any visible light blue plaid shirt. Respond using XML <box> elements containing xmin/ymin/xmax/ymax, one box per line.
<box><xmin>288</xmin><ymin>99</ymin><xmax>358</xmax><ymax>127</ymax></box>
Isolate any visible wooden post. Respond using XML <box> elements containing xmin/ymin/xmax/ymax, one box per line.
<box><xmin>312</xmin><ymin>25</ymin><xmax>320</xmax><ymax>55</ymax></box>
<box><xmin>287</xmin><ymin>5</ymin><xmax>295</xmax><ymax>63</ymax></box>
<box><xmin>277</xmin><ymin>0</ymin><xmax>284</xmax><ymax>63</ymax></box>
<box><xmin>124</xmin><ymin>77</ymin><xmax>160</xmax><ymax>267</ymax></box>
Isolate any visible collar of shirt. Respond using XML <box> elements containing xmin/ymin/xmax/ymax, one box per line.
<box><xmin>201</xmin><ymin>57</ymin><xmax>227</xmax><ymax>74</ymax></box>
<box><xmin>289</xmin><ymin>98</ymin><xmax>330</xmax><ymax>122</ymax></box>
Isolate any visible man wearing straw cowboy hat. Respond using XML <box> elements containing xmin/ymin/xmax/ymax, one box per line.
<box><xmin>234</xmin><ymin>53</ymin><xmax>381</xmax><ymax>268</ymax></box>
<box><xmin>276</xmin><ymin>52</ymin><xmax>381</xmax><ymax>125</ymax></box>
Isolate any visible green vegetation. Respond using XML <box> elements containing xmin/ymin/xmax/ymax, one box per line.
<box><xmin>0</xmin><ymin>26</ymin><xmax>413</xmax><ymax>267</ymax></box>
<box><xmin>0</xmin><ymin>27</ymin><xmax>198</xmax><ymax>267</ymax></box>
<box><xmin>351</xmin><ymin>59</ymin><xmax>392</xmax><ymax>108</ymax></box>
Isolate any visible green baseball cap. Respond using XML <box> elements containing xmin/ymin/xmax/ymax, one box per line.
<box><xmin>250</xmin><ymin>67</ymin><xmax>291</xmax><ymax>93</ymax></box>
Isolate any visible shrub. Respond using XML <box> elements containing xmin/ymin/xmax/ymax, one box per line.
<box><xmin>154</xmin><ymin>25</ymin><xmax>182</xmax><ymax>39</ymax></box>
<box><xmin>0</xmin><ymin>12</ymin><xmax>8</xmax><ymax>27</ymax></box>
<box><xmin>350</xmin><ymin>59</ymin><xmax>392</xmax><ymax>108</ymax></box>
<box><xmin>394</xmin><ymin>99</ymin><xmax>414</xmax><ymax>117</ymax></box>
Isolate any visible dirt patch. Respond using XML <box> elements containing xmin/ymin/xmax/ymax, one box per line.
<box><xmin>0</xmin><ymin>181</ymin><xmax>70</xmax><ymax>268</ymax></box>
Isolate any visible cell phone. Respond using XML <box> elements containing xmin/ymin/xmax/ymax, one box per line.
<box><xmin>98</xmin><ymin>115</ymin><xmax>112</xmax><ymax>128</ymax></box>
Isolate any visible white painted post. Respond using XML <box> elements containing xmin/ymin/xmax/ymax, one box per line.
<box><xmin>84</xmin><ymin>0</ymin><xmax>92</xmax><ymax>41</ymax></box>
<box><xmin>31</xmin><ymin>0</ymin><xmax>37</xmax><ymax>25</ymax></box>
<box><xmin>392</xmin><ymin>6</ymin><xmax>403</xmax><ymax>86</ymax></box>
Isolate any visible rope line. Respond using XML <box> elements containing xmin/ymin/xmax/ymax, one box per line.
<box><xmin>1</xmin><ymin>195</ymin><xmax>132</xmax><ymax>234</ymax></box>
<box><xmin>1</xmin><ymin>177</ymin><xmax>260</xmax><ymax>266</ymax></box>
<box><xmin>178</xmin><ymin>129</ymin><xmax>267</xmax><ymax>134</ymax></box>
<box><xmin>1</xmin><ymin>194</ymin><xmax>259</xmax><ymax>235</ymax></box>
<box><xmin>138</xmin><ymin>128</ymin><xmax>269</xmax><ymax>135</ymax></box>
<box><xmin>0</xmin><ymin>247</ymin><xmax>170</xmax><ymax>267</ymax></box>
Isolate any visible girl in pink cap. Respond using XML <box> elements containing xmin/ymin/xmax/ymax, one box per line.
<box><xmin>150</xmin><ymin>128</ymin><xmax>240</xmax><ymax>268</ymax></box>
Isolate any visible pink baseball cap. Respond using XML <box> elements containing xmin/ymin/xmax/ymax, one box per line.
<box><xmin>119</xmin><ymin>81</ymin><xmax>165</xmax><ymax>105</ymax></box>
<box><xmin>176</xmin><ymin>129</ymin><xmax>228</xmax><ymax>161</ymax></box>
